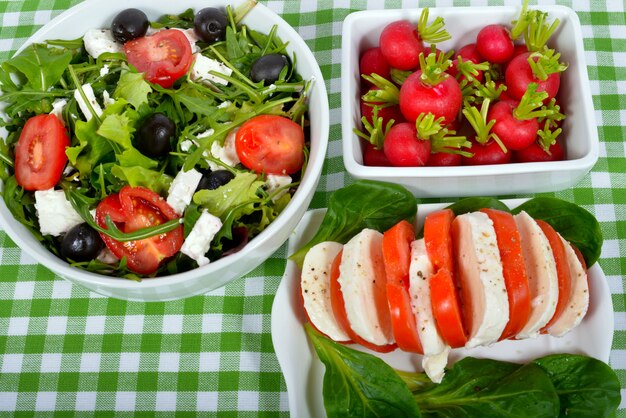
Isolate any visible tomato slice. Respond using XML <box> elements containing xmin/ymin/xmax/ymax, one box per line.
<box><xmin>329</xmin><ymin>250</ymin><xmax>396</xmax><ymax>353</ymax></box>
<box><xmin>235</xmin><ymin>115</ymin><xmax>305</xmax><ymax>175</ymax></box>
<box><xmin>382</xmin><ymin>220</ymin><xmax>423</xmax><ymax>353</ymax></box>
<box><xmin>15</xmin><ymin>114</ymin><xmax>69</xmax><ymax>191</ymax></box>
<box><xmin>429</xmin><ymin>268</ymin><xmax>468</xmax><ymax>348</ymax></box>
<box><xmin>536</xmin><ymin>220</ymin><xmax>572</xmax><ymax>333</ymax></box>
<box><xmin>124</xmin><ymin>29</ymin><xmax>193</xmax><ymax>88</ymax></box>
<box><xmin>481</xmin><ymin>208</ymin><xmax>531</xmax><ymax>340</ymax></box>
<box><xmin>424</xmin><ymin>209</ymin><xmax>455</xmax><ymax>273</ymax></box>
<box><xmin>96</xmin><ymin>186</ymin><xmax>184</xmax><ymax>275</ymax></box>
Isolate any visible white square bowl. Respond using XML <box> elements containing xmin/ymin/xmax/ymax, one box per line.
<box><xmin>341</xmin><ymin>6</ymin><xmax>598</xmax><ymax>198</ymax></box>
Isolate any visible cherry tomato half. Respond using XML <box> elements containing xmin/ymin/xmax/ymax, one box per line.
<box><xmin>15</xmin><ymin>114</ymin><xmax>69</xmax><ymax>191</ymax></box>
<box><xmin>96</xmin><ymin>186</ymin><xmax>184</xmax><ymax>275</ymax></box>
<box><xmin>235</xmin><ymin>115</ymin><xmax>305</xmax><ymax>175</ymax></box>
<box><xmin>124</xmin><ymin>29</ymin><xmax>193</xmax><ymax>88</ymax></box>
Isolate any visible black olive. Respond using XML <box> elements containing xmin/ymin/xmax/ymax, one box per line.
<box><xmin>111</xmin><ymin>8</ymin><xmax>149</xmax><ymax>44</ymax></box>
<box><xmin>193</xmin><ymin>8</ymin><xmax>227</xmax><ymax>43</ymax></box>
<box><xmin>61</xmin><ymin>223</ymin><xmax>104</xmax><ymax>262</ymax></box>
<box><xmin>136</xmin><ymin>113</ymin><xmax>176</xmax><ymax>158</ymax></box>
<box><xmin>250</xmin><ymin>54</ymin><xmax>290</xmax><ymax>85</ymax></box>
<box><xmin>196</xmin><ymin>170</ymin><xmax>235</xmax><ymax>191</ymax></box>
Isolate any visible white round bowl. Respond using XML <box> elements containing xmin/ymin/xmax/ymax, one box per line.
<box><xmin>0</xmin><ymin>0</ymin><xmax>329</xmax><ymax>301</ymax></box>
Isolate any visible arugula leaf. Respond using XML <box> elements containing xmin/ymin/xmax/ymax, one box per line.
<box><xmin>193</xmin><ymin>171</ymin><xmax>265</xmax><ymax>217</ymax></box>
<box><xmin>305</xmin><ymin>323</ymin><xmax>422</xmax><ymax>418</ymax></box>
<box><xmin>152</xmin><ymin>8</ymin><xmax>195</xmax><ymax>29</ymax></box>
<box><xmin>2</xmin><ymin>43</ymin><xmax>72</xmax><ymax>91</ymax></box>
<box><xmin>290</xmin><ymin>180</ymin><xmax>417</xmax><ymax>267</ymax></box>
<box><xmin>512</xmin><ymin>197</ymin><xmax>603</xmax><ymax>266</ymax></box>
<box><xmin>1</xmin><ymin>176</ymin><xmax>40</xmax><ymax>237</ymax></box>
<box><xmin>534</xmin><ymin>354</ymin><xmax>621</xmax><ymax>417</ymax></box>
<box><xmin>113</xmin><ymin>70</ymin><xmax>152</xmax><ymax>109</ymax></box>
<box><xmin>110</xmin><ymin>165</ymin><xmax>172</xmax><ymax>195</ymax></box>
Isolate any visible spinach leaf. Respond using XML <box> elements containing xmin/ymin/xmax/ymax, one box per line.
<box><xmin>2</xmin><ymin>43</ymin><xmax>72</xmax><ymax>91</ymax></box>
<box><xmin>445</xmin><ymin>197</ymin><xmax>510</xmax><ymax>215</ymax></box>
<box><xmin>290</xmin><ymin>180</ymin><xmax>417</xmax><ymax>267</ymax></box>
<box><xmin>305</xmin><ymin>323</ymin><xmax>422</xmax><ymax>418</ymax></box>
<box><xmin>512</xmin><ymin>197</ymin><xmax>602</xmax><ymax>266</ymax></box>
<box><xmin>534</xmin><ymin>354</ymin><xmax>621</xmax><ymax>417</ymax></box>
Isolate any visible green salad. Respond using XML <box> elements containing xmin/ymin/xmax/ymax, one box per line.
<box><xmin>0</xmin><ymin>2</ymin><xmax>311</xmax><ymax>279</ymax></box>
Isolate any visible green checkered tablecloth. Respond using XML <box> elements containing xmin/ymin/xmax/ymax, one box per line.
<box><xmin>0</xmin><ymin>0</ymin><xmax>624</xmax><ymax>415</ymax></box>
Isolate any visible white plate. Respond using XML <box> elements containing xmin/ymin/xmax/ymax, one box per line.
<box><xmin>271</xmin><ymin>202</ymin><xmax>614</xmax><ymax>418</ymax></box>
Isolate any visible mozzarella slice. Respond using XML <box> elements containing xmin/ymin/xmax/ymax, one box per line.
<box><xmin>453</xmin><ymin>212</ymin><xmax>509</xmax><ymax>348</ymax></box>
<box><xmin>422</xmin><ymin>346</ymin><xmax>451</xmax><ymax>384</ymax></box>
<box><xmin>338</xmin><ymin>229</ymin><xmax>394</xmax><ymax>346</ymax></box>
<box><xmin>514</xmin><ymin>211</ymin><xmax>559</xmax><ymax>339</ymax></box>
<box><xmin>547</xmin><ymin>237</ymin><xmax>589</xmax><ymax>337</ymax></box>
<box><xmin>301</xmin><ymin>242</ymin><xmax>349</xmax><ymax>342</ymax></box>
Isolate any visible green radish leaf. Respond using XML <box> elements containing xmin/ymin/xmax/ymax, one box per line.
<box><xmin>289</xmin><ymin>180</ymin><xmax>417</xmax><ymax>267</ymax></box>
<box><xmin>305</xmin><ymin>323</ymin><xmax>421</xmax><ymax>418</ymax></box>
<box><xmin>512</xmin><ymin>197</ymin><xmax>602</xmax><ymax>266</ymax></box>
<box><xmin>533</xmin><ymin>354</ymin><xmax>621</xmax><ymax>418</ymax></box>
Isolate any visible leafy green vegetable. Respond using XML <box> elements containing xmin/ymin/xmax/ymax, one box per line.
<box><xmin>97</xmin><ymin>113</ymin><xmax>134</xmax><ymax>149</ymax></box>
<box><xmin>113</xmin><ymin>70</ymin><xmax>152</xmax><ymax>109</ymax></box>
<box><xmin>110</xmin><ymin>166</ymin><xmax>172</xmax><ymax>195</ymax></box>
<box><xmin>193</xmin><ymin>171</ymin><xmax>265</xmax><ymax>218</ymax></box>
<box><xmin>290</xmin><ymin>180</ymin><xmax>417</xmax><ymax>267</ymax></box>
<box><xmin>152</xmin><ymin>8</ymin><xmax>195</xmax><ymax>29</ymax></box>
<box><xmin>305</xmin><ymin>323</ymin><xmax>422</xmax><ymax>418</ymax></box>
<box><xmin>534</xmin><ymin>354</ymin><xmax>621</xmax><ymax>417</ymax></box>
<box><xmin>445</xmin><ymin>197</ymin><xmax>510</xmax><ymax>215</ymax></box>
<box><xmin>512</xmin><ymin>197</ymin><xmax>602</xmax><ymax>266</ymax></box>
<box><xmin>2</xmin><ymin>43</ymin><xmax>72</xmax><ymax>91</ymax></box>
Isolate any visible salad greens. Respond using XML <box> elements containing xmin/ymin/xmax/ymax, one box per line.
<box><xmin>306</xmin><ymin>325</ymin><xmax>621</xmax><ymax>418</ymax></box>
<box><xmin>0</xmin><ymin>4</ymin><xmax>310</xmax><ymax>278</ymax></box>
<box><xmin>290</xmin><ymin>180</ymin><xmax>417</xmax><ymax>267</ymax></box>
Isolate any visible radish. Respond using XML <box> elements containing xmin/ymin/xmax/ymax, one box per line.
<box><xmin>360</xmin><ymin>100</ymin><xmax>403</xmax><ymax>128</ymax></box>
<box><xmin>360</xmin><ymin>74</ymin><xmax>403</xmax><ymax>127</ymax></box>
<box><xmin>515</xmin><ymin>140</ymin><xmax>564</xmax><ymax>163</ymax></box>
<box><xmin>379</xmin><ymin>8</ymin><xmax>451</xmax><ymax>71</ymax></box>
<box><xmin>384</xmin><ymin>123</ymin><xmax>431</xmax><ymax>167</ymax></box>
<box><xmin>399</xmin><ymin>50</ymin><xmax>462</xmax><ymax>124</ymax></box>
<box><xmin>476</xmin><ymin>25</ymin><xmax>515</xmax><ymax>64</ymax></box>
<box><xmin>461</xmin><ymin>99</ymin><xmax>510</xmax><ymax>165</ymax></box>
<box><xmin>449</xmin><ymin>44</ymin><xmax>489</xmax><ymax>83</ymax></box>
<box><xmin>360</xmin><ymin>47</ymin><xmax>391</xmax><ymax>83</ymax></box>
<box><xmin>488</xmin><ymin>83</ymin><xmax>555</xmax><ymax>151</ymax></box>
<box><xmin>505</xmin><ymin>49</ymin><xmax>567</xmax><ymax>101</ymax></box>
<box><xmin>363</xmin><ymin>142</ymin><xmax>393</xmax><ymax>166</ymax></box>
<box><xmin>354</xmin><ymin>105</ymin><xmax>396</xmax><ymax>151</ymax></box>
<box><xmin>428</xmin><ymin>152</ymin><xmax>462</xmax><ymax>166</ymax></box>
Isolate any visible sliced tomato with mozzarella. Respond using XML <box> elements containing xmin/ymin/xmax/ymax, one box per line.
<box><xmin>382</xmin><ymin>220</ymin><xmax>423</xmax><ymax>354</ymax></box>
<box><xmin>424</xmin><ymin>209</ymin><xmax>455</xmax><ymax>273</ymax></box>
<box><xmin>301</xmin><ymin>241</ymin><xmax>350</xmax><ymax>342</ymax></box>
<box><xmin>409</xmin><ymin>238</ymin><xmax>450</xmax><ymax>383</ymax></box>
<box><xmin>514</xmin><ymin>211</ymin><xmax>559</xmax><ymax>339</ymax></box>
<box><xmin>536</xmin><ymin>220</ymin><xmax>572</xmax><ymax>334</ymax></box>
<box><xmin>452</xmin><ymin>212</ymin><xmax>509</xmax><ymax>348</ymax></box>
<box><xmin>480</xmin><ymin>209</ymin><xmax>531</xmax><ymax>340</ymax></box>
<box><xmin>546</xmin><ymin>237</ymin><xmax>589</xmax><ymax>337</ymax></box>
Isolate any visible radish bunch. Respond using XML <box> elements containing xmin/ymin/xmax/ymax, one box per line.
<box><xmin>355</xmin><ymin>2</ymin><xmax>568</xmax><ymax>167</ymax></box>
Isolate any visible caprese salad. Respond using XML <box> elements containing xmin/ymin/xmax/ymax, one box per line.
<box><xmin>356</xmin><ymin>1</ymin><xmax>568</xmax><ymax>167</ymax></box>
<box><xmin>0</xmin><ymin>2</ymin><xmax>311</xmax><ymax>278</ymax></box>
<box><xmin>300</xmin><ymin>197</ymin><xmax>595</xmax><ymax>383</ymax></box>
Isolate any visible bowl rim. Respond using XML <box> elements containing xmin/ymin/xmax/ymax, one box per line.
<box><xmin>0</xmin><ymin>0</ymin><xmax>330</xmax><ymax>290</ymax></box>
<box><xmin>341</xmin><ymin>5</ymin><xmax>599</xmax><ymax>179</ymax></box>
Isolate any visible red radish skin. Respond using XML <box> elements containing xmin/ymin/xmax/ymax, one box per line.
<box><xmin>384</xmin><ymin>122</ymin><xmax>431</xmax><ymax>167</ymax></box>
<box><xmin>449</xmin><ymin>43</ymin><xmax>484</xmax><ymax>82</ymax></box>
<box><xmin>462</xmin><ymin>139</ymin><xmax>511</xmax><ymax>165</ymax></box>
<box><xmin>360</xmin><ymin>97</ymin><xmax>404</xmax><ymax>128</ymax></box>
<box><xmin>506</xmin><ymin>52</ymin><xmax>561</xmax><ymax>101</ymax></box>
<box><xmin>399</xmin><ymin>71</ymin><xmax>462</xmax><ymax>124</ymax></box>
<box><xmin>428</xmin><ymin>152</ymin><xmax>462</xmax><ymax>166</ymax></box>
<box><xmin>379</xmin><ymin>20</ymin><xmax>424</xmax><ymax>70</ymax></box>
<box><xmin>476</xmin><ymin>24</ymin><xmax>514</xmax><ymax>64</ymax></box>
<box><xmin>488</xmin><ymin>100</ymin><xmax>539</xmax><ymax>151</ymax></box>
<box><xmin>360</xmin><ymin>47</ymin><xmax>392</xmax><ymax>83</ymax></box>
<box><xmin>514</xmin><ymin>140</ymin><xmax>565</xmax><ymax>163</ymax></box>
<box><xmin>363</xmin><ymin>142</ymin><xmax>393</xmax><ymax>166</ymax></box>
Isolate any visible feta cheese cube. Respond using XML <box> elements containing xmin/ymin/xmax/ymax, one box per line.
<box><xmin>99</xmin><ymin>64</ymin><xmax>110</xmax><ymax>77</ymax></box>
<box><xmin>173</xmin><ymin>28</ymin><xmax>200</xmax><ymax>53</ymax></box>
<box><xmin>34</xmin><ymin>189</ymin><xmax>84</xmax><ymax>237</ymax></box>
<box><xmin>181</xmin><ymin>210</ymin><xmax>222</xmax><ymax>266</ymax></box>
<box><xmin>83</xmin><ymin>29</ymin><xmax>123</xmax><ymax>59</ymax></box>
<box><xmin>265</xmin><ymin>174</ymin><xmax>292</xmax><ymax>201</ymax></box>
<box><xmin>97</xmin><ymin>247</ymin><xmax>119</xmax><ymax>264</ymax></box>
<box><xmin>49</xmin><ymin>99</ymin><xmax>67</xmax><ymax>125</ymax></box>
<box><xmin>207</xmin><ymin>128</ymin><xmax>240</xmax><ymax>171</ymax></box>
<box><xmin>166</xmin><ymin>168</ymin><xmax>203</xmax><ymax>215</ymax></box>
<box><xmin>74</xmin><ymin>84</ymin><xmax>103</xmax><ymax>121</ymax></box>
<box><xmin>180</xmin><ymin>140</ymin><xmax>194</xmax><ymax>152</ymax></box>
<box><xmin>190</xmin><ymin>54</ymin><xmax>232</xmax><ymax>86</ymax></box>
<box><xmin>102</xmin><ymin>90</ymin><xmax>114</xmax><ymax>106</ymax></box>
